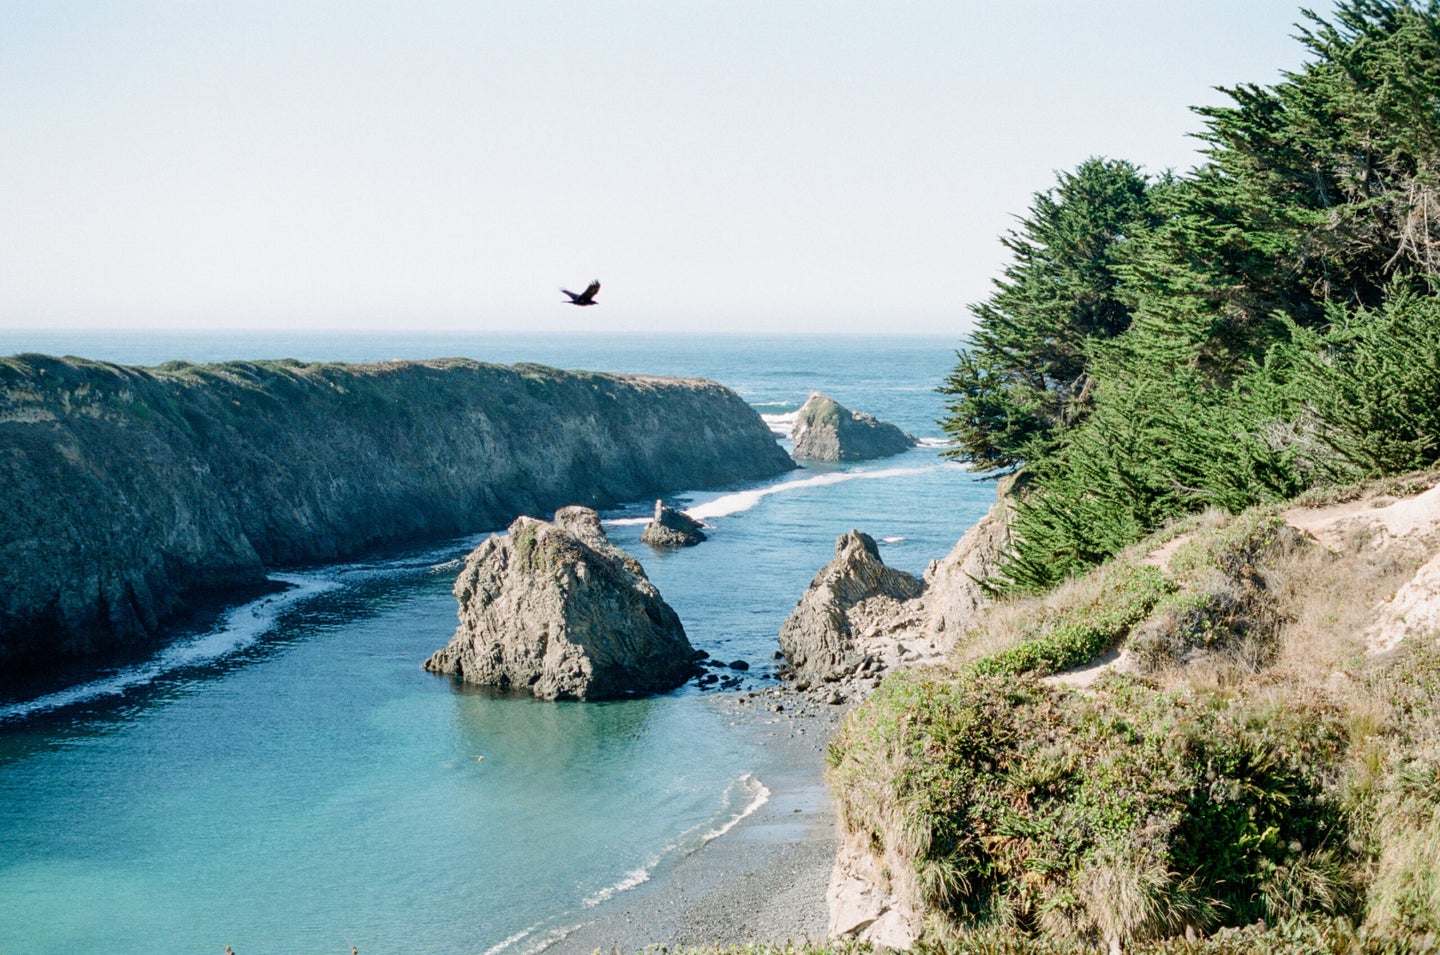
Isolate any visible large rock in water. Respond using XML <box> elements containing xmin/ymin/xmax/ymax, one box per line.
<box><xmin>640</xmin><ymin>500</ymin><xmax>707</xmax><ymax>547</ymax></box>
<box><xmin>0</xmin><ymin>356</ymin><xmax>794</xmax><ymax>671</ymax></box>
<box><xmin>778</xmin><ymin>530</ymin><xmax>923</xmax><ymax>683</ymax></box>
<box><xmin>423</xmin><ymin>506</ymin><xmax>700</xmax><ymax>701</ymax></box>
<box><xmin>790</xmin><ymin>392</ymin><xmax>915</xmax><ymax>462</ymax></box>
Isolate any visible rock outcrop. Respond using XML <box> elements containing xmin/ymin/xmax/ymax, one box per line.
<box><xmin>422</xmin><ymin>506</ymin><xmax>700</xmax><ymax>701</ymax></box>
<box><xmin>828</xmin><ymin>828</ymin><xmax>926</xmax><ymax>949</ymax></box>
<box><xmin>790</xmin><ymin>392</ymin><xmax>915</xmax><ymax>462</ymax></box>
<box><xmin>918</xmin><ymin>471</ymin><xmax>1026</xmax><ymax>639</ymax></box>
<box><xmin>778</xmin><ymin>530</ymin><xmax>924</xmax><ymax>683</ymax></box>
<box><xmin>778</xmin><ymin>477</ymin><xmax>1023</xmax><ymax>697</ymax></box>
<box><xmin>0</xmin><ymin>355</ymin><xmax>794</xmax><ymax>670</ymax></box>
<box><xmin>640</xmin><ymin>500</ymin><xmax>707</xmax><ymax>547</ymax></box>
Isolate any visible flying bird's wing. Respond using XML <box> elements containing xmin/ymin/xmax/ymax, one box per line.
<box><xmin>561</xmin><ymin>280</ymin><xmax>600</xmax><ymax>305</ymax></box>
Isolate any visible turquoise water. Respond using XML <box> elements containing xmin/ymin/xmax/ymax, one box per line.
<box><xmin>0</xmin><ymin>333</ymin><xmax>992</xmax><ymax>954</ymax></box>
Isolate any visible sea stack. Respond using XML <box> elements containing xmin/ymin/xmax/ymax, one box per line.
<box><xmin>778</xmin><ymin>530</ymin><xmax>924</xmax><ymax>683</ymax></box>
<box><xmin>790</xmin><ymin>392</ymin><xmax>915</xmax><ymax>462</ymax></box>
<box><xmin>640</xmin><ymin>500</ymin><xmax>707</xmax><ymax>547</ymax></box>
<box><xmin>423</xmin><ymin>506</ymin><xmax>701</xmax><ymax>701</ymax></box>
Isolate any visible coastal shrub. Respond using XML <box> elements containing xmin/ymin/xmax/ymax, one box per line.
<box><xmin>828</xmin><ymin>670</ymin><xmax>1356</xmax><ymax>951</ymax></box>
<box><xmin>1276</xmin><ymin>291</ymin><xmax>1440</xmax><ymax>480</ymax></box>
<box><xmin>985</xmin><ymin>367</ymin><xmax>1301</xmax><ymax>594</ymax></box>
<box><xmin>1351</xmin><ymin>643</ymin><xmax>1440</xmax><ymax>939</ymax></box>
<box><xmin>969</xmin><ymin>563</ymin><xmax>1173</xmax><ymax>678</ymax></box>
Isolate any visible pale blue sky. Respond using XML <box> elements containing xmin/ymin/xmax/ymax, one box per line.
<box><xmin>1</xmin><ymin>1</ymin><xmax>1330</xmax><ymax>335</ymax></box>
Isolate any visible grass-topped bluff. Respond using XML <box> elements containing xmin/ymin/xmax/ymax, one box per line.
<box><xmin>828</xmin><ymin>471</ymin><xmax>1440</xmax><ymax>953</ymax></box>
<box><xmin>0</xmin><ymin>355</ymin><xmax>793</xmax><ymax>670</ymax></box>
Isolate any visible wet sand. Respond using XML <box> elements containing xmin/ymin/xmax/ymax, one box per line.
<box><xmin>547</xmin><ymin>686</ymin><xmax>851</xmax><ymax>954</ymax></box>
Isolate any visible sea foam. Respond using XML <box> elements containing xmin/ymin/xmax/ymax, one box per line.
<box><xmin>685</xmin><ymin>463</ymin><xmax>959</xmax><ymax>522</ymax></box>
<box><xmin>701</xmin><ymin>773</ymin><xmax>771</xmax><ymax>843</ymax></box>
<box><xmin>0</xmin><ymin>573</ymin><xmax>336</xmax><ymax>723</ymax></box>
<box><xmin>760</xmin><ymin>410</ymin><xmax>800</xmax><ymax>437</ymax></box>
<box><xmin>583</xmin><ymin>862</ymin><xmax>657</xmax><ymax>907</ymax></box>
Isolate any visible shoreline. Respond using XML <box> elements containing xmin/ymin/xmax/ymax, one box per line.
<box><xmin>544</xmin><ymin>684</ymin><xmax>850</xmax><ymax>954</ymax></box>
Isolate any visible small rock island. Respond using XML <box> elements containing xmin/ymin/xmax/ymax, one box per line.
<box><xmin>790</xmin><ymin>392</ymin><xmax>916</xmax><ymax>462</ymax></box>
<box><xmin>423</xmin><ymin>506</ymin><xmax>701</xmax><ymax>701</ymax></box>
<box><xmin>640</xmin><ymin>500</ymin><xmax>707</xmax><ymax>547</ymax></box>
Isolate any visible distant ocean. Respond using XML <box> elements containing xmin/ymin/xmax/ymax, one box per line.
<box><xmin>0</xmin><ymin>330</ymin><xmax>994</xmax><ymax>954</ymax></box>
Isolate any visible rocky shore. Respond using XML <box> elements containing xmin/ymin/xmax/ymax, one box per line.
<box><xmin>547</xmin><ymin>480</ymin><xmax>1026</xmax><ymax>953</ymax></box>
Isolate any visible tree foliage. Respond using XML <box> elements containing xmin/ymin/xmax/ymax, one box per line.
<box><xmin>940</xmin><ymin>158</ymin><xmax>1158</xmax><ymax>474</ymax></box>
<box><xmin>943</xmin><ymin>0</ymin><xmax>1440</xmax><ymax>591</ymax></box>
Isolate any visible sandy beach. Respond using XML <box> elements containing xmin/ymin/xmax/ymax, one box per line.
<box><xmin>547</xmin><ymin>685</ymin><xmax>851</xmax><ymax>954</ymax></box>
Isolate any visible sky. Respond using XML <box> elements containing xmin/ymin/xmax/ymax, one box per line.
<box><xmin>0</xmin><ymin>1</ymin><xmax>1335</xmax><ymax>336</ymax></box>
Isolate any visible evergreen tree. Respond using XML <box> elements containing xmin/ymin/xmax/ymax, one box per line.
<box><xmin>939</xmin><ymin>158</ymin><xmax>1158</xmax><ymax>473</ymax></box>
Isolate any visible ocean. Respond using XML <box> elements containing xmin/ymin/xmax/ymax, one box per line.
<box><xmin>0</xmin><ymin>331</ymin><xmax>994</xmax><ymax>954</ymax></box>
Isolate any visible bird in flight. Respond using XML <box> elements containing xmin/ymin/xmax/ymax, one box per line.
<box><xmin>561</xmin><ymin>280</ymin><xmax>600</xmax><ymax>306</ymax></box>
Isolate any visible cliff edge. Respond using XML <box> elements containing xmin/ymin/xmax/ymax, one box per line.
<box><xmin>0</xmin><ymin>355</ymin><xmax>794</xmax><ymax>669</ymax></box>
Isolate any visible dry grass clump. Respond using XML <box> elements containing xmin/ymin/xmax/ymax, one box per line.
<box><xmin>950</xmin><ymin>562</ymin><xmax>1172</xmax><ymax>677</ymax></box>
<box><xmin>1287</xmin><ymin>468</ymin><xmax>1440</xmax><ymax>510</ymax></box>
<box><xmin>1127</xmin><ymin>510</ymin><xmax>1303</xmax><ymax>682</ymax></box>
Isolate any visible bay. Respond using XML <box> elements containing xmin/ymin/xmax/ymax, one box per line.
<box><xmin>0</xmin><ymin>331</ymin><xmax>992</xmax><ymax>954</ymax></box>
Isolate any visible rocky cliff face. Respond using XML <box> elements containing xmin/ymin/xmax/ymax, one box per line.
<box><xmin>778</xmin><ymin>478</ymin><xmax>1023</xmax><ymax>695</ymax></box>
<box><xmin>423</xmin><ymin>506</ymin><xmax>699</xmax><ymax>700</ymax></box>
<box><xmin>918</xmin><ymin>472</ymin><xmax>1025</xmax><ymax>640</ymax></box>
<box><xmin>791</xmin><ymin>392</ymin><xmax>915</xmax><ymax>462</ymax></box>
<box><xmin>0</xmin><ymin>355</ymin><xmax>794</xmax><ymax>669</ymax></box>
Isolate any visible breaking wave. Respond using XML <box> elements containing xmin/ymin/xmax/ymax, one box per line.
<box><xmin>686</xmin><ymin>464</ymin><xmax>959</xmax><ymax>521</ymax></box>
<box><xmin>760</xmin><ymin>410</ymin><xmax>800</xmax><ymax>437</ymax></box>
<box><xmin>701</xmin><ymin>773</ymin><xmax>770</xmax><ymax>843</ymax></box>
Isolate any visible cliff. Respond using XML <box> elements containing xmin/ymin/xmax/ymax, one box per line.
<box><xmin>0</xmin><ymin>354</ymin><xmax>794</xmax><ymax>669</ymax></box>
<box><xmin>424</xmin><ymin>506</ymin><xmax>699</xmax><ymax>700</ymax></box>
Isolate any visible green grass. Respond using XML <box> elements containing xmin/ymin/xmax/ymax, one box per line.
<box><xmin>968</xmin><ymin>563</ymin><xmax>1173</xmax><ymax>678</ymax></box>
